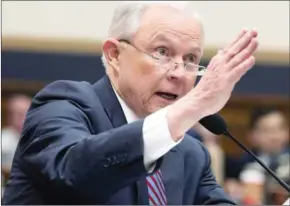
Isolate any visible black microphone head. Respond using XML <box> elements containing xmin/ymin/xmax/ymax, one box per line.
<box><xmin>199</xmin><ymin>114</ymin><xmax>227</xmax><ymax>135</ymax></box>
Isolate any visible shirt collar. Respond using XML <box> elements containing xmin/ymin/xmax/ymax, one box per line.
<box><xmin>111</xmin><ymin>84</ymin><xmax>139</xmax><ymax>124</ymax></box>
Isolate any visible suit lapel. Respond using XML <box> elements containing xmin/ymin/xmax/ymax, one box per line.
<box><xmin>93</xmin><ymin>76</ymin><xmax>149</xmax><ymax>205</ymax></box>
<box><xmin>93</xmin><ymin>76</ymin><xmax>127</xmax><ymax>128</ymax></box>
<box><xmin>161</xmin><ymin>147</ymin><xmax>184</xmax><ymax>205</ymax></box>
<box><xmin>136</xmin><ymin>178</ymin><xmax>149</xmax><ymax>205</ymax></box>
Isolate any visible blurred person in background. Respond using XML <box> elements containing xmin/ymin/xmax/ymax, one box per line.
<box><xmin>192</xmin><ymin>123</ymin><xmax>225</xmax><ymax>185</ymax></box>
<box><xmin>1</xmin><ymin>94</ymin><xmax>31</xmax><ymax>176</ymax></box>
<box><xmin>239</xmin><ymin>107</ymin><xmax>289</xmax><ymax>205</ymax></box>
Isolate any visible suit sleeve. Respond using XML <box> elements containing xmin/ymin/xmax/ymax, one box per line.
<box><xmin>19</xmin><ymin>100</ymin><xmax>153</xmax><ymax>203</ymax></box>
<box><xmin>195</xmin><ymin>145</ymin><xmax>237</xmax><ymax>205</ymax></box>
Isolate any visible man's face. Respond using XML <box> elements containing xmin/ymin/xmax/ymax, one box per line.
<box><xmin>104</xmin><ymin>5</ymin><xmax>203</xmax><ymax>118</ymax></box>
<box><xmin>252</xmin><ymin>112</ymin><xmax>289</xmax><ymax>154</ymax></box>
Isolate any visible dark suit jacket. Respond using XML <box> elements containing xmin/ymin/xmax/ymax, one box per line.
<box><xmin>187</xmin><ymin>129</ymin><xmax>203</xmax><ymax>142</ymax></box>
<box><xmin>3</xmin><ymin>76</ymin><xmax>235</xmax><ymax>205</ymax></box>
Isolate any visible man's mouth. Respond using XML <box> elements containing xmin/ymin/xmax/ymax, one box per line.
<box><xmin>155</xmin><ymin>92</ymin><xmax>178</xmax><ymax>100</ymax></box>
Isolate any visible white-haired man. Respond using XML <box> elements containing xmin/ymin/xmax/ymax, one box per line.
<box><xmin>3</xmin><ymin>1</ymin><xmax>258</xmax><ymax>205</ymax></box>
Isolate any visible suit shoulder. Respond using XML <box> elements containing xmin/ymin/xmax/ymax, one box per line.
<box><xmin>179</xmin><ymin>135</ymin><xmax>210</xmax><ymax>160</ymax></box>
<box><xmin>28</xmin><ymin>80</ymin><xmax>103</xmax><ymax>125</ymax></box>
<box><xmin>34</xmin><ymin>80</ymin><xmax>95</xmax><ymax>102</ymax></box>
<box><xmin>181</xmin><ymin>134</ymin><xmax>204</xmax><ymax>151</ymax></box>
<box><xmin>175</xmin><ymin>135</ymin><xmax>211</xmax><ymax>173</ymax></box>
<box><xmin>187</xmin><ymin>129</ymin><xmax>203</xmax><ymax>142</ymax></box>
<box><xmin>30</xmin><ymin>80</ymin><xmax>104</xmax><ymax>112</ymax></box>
<box><xmin>23</xmin><ymin>80</ymin><xmax>104</xmax><ymax>142</ymax></box>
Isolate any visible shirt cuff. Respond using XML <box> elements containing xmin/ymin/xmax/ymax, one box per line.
<box><xmin>142</xmin><ymin>107</ymin><xmax>183</xmax><ymax>171</ymax></box>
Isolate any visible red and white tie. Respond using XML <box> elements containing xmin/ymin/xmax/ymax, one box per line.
<box><xmin>146</xmin><ymin>169</ymin><xmax>167</xmax><ymax>205</ymax></box>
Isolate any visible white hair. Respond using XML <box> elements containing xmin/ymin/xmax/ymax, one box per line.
<box><xmin>101</xmin><ymin>1</ymin><xmax>203</xmax><ymax>69</ymax></box>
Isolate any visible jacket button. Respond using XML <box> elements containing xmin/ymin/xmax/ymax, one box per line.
<box><xmin>103</xmin><ymin>157</ymin><xmax>111</xmax><ymax>167</ymax></box>
<box><xmin>110</xmin><ymin>156</ymin><xmax>117</xmax><ymax>165</ymax></box>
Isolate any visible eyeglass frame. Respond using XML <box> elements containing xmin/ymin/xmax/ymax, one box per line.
<box><xmin>118</xmin><ymin>39</ymin><xmax>207</xmax><ymax>76</ymax></box>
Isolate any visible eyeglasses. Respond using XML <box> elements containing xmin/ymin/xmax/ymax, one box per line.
<box><xmin>119</xmin><ymin>39</ymin><xmax>207</xmax><ymax>76</ymax></box>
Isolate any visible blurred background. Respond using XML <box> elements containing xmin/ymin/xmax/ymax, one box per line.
<box><xmin>1</xmin><ymin>1</ymin><xmax>289</xmax><ymax>204</ymax></box>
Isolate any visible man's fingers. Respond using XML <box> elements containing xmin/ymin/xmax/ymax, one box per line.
<box><xmin>212</xmin><ymin>30</ymin><xmax>249</xmax><ymax>69</ymax></box>
<box><xmin>221</xmin><ymin>29</ymin><xmax>248</xmax><ymax>54</ymax></box>
<box><xmin>228</xmin><ymin>56</ymin><xmax>256</xmax><ymax>83</ymax></box>
<box><xmin>224</xmin><ymin>30</ymin><xmax>258</xmax><ymax>62</ymax></box>
<box><xmin>207</xmin><ymin>29</ymin><xmax>258</xmax><ymax>78</ymax></box>
<box><xmin>227</xmin><ymin>38</ymin><xmax>258</xmax><ymax>69</ymax></box>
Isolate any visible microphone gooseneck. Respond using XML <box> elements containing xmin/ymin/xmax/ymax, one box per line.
<box><xmin>223</xmin><ymin>129</ymin><xmax>290</xmax><ymax>193</ymax></box>
<box><xmin>199</xmin><ymin>114</ymin><xmax>290</xmax><ymax>193</ymax></box>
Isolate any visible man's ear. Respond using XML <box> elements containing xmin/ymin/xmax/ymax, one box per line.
<box><xmin>102</xmin><ymin>38</ymin><xmax>121</xmax><ymax>70</ymax></box>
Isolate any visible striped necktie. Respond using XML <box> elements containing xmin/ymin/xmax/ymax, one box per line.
<box><xmin>146</xmin><ymin>169</ymin><xmax>167</xmax><ymax>205</ymax></box>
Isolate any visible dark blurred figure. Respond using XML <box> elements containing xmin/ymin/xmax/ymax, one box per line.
<box><xmin>2</xmin><ymin>94</ymin><xmax>31</xmax><ymax>178</ymax></box>
<box><xmin>226</xmin><ymin>107</ymin><xmax>289</xmax><ymax>205</ymax></box>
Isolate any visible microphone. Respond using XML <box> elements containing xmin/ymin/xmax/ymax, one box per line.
<box><xmin>199</xmin><ymin>114</ymin><xmax>290</xmax><ymax>193</ymax></box>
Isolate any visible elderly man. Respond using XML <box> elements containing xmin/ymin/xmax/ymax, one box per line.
<box><xmin>3</xmin><ymin>1</ymin><xmax>258</xmax><ymax>205</ymax></box>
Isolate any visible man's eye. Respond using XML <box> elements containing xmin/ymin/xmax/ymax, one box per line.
<box><xmin>186</xmin><ymin>54</ymin><xmax>197</xmax><ymax>63</ymax></box>
<box><xmin>156</xmin><ymin>47</ymin><xmax>169</xmax><ymax>56</ymax></box>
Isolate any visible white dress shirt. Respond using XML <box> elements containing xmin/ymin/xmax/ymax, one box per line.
<box><xmin>113</xmin><ymin>87</ymin><xmax>183</xmax><ymax>171</ymax></box>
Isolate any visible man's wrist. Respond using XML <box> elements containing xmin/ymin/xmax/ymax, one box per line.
<box><xmin>166</xmin><ymin>100</ymin><xmax>203</xmax><ymax>141</ymax></box>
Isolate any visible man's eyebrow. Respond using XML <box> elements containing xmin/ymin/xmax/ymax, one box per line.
<box><xmin>149</xmin><ymin>33</ymin><xmax>202</xmax><ymax>54</ymax></box>
<box><xmin>188</xmin><ymin>47</ymin><xmax>202</xmax><ymax>54</ymax></box>
<box><xmin>149</xmin><ymin>34</ymin><xmax>172</xmax><ymax>43</ymax></box>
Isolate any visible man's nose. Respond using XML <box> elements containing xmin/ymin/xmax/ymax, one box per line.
<box><xmin>166</xmin><ymin>62</ymin><xmax>187</xmax><ymax>80</ymax></box>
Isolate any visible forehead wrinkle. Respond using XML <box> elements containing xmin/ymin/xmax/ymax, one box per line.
<box><xmin>136</xmin><ymin>7</ymin><xmax>203</xmax><ymax>43</ymax></box>
<box><xmin>142</xmin><ymin>21</ymin><xmax>201</xmax><ymax>39</ymax></box>
<box><xmin>145</xmin><ymin>29</ymin><xmax>202</xmax><ymax>54</ymax></box>
<box><xmin>149</xmin><ymin>29</ymin><xmax>200</xmax><ymax>42</ymax></box>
